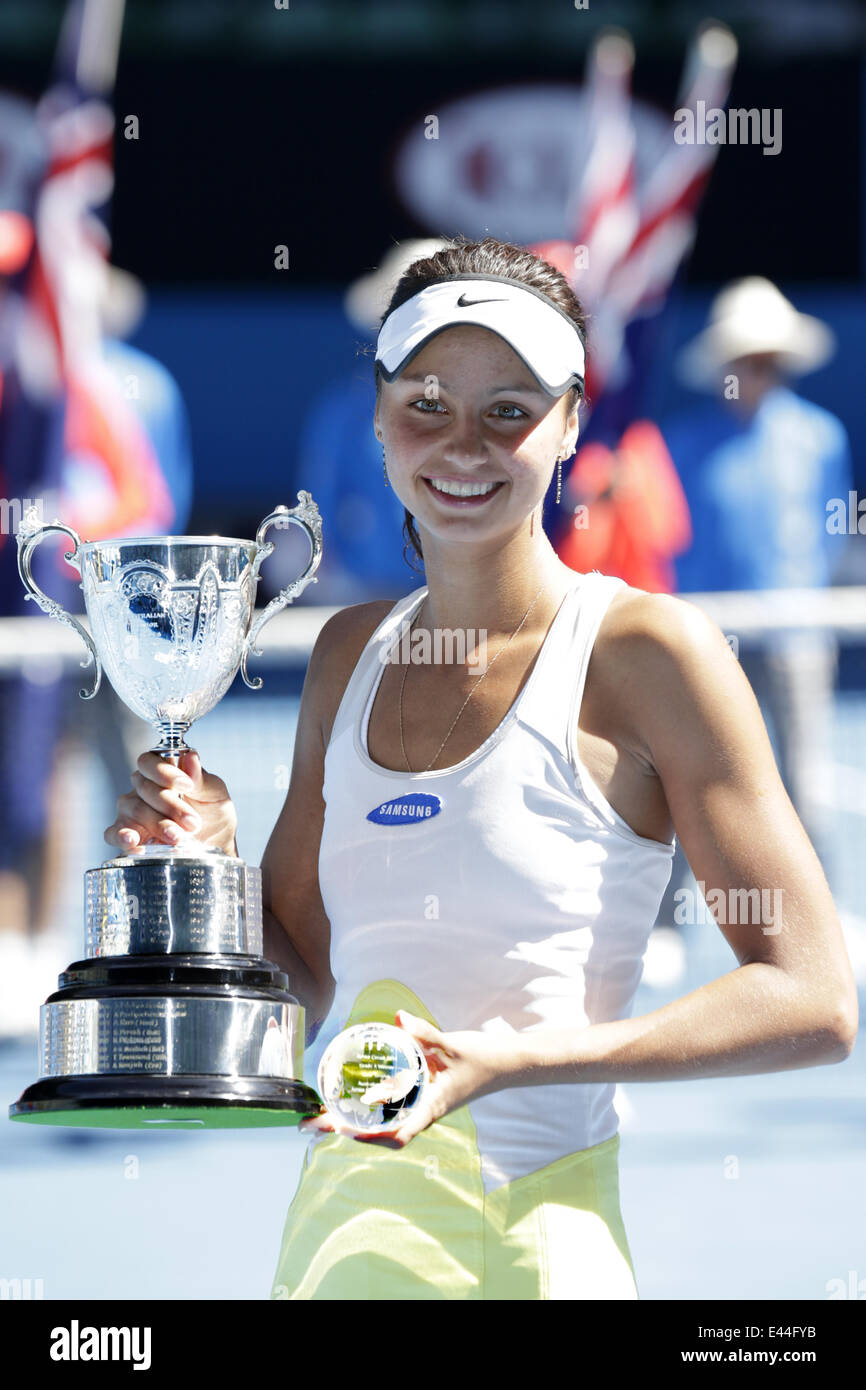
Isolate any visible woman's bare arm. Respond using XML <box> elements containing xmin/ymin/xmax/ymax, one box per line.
<box><xmin>507</xmin><ymin>592</ymin><xmax>858</xmax><ymax>1085</ymax></box>
<box><xmin>259</xmin><ymin>600</ymin><xmax>392</xmax><ymax>1048</ymax></box>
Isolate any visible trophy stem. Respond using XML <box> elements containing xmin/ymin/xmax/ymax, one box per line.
<box><xmin>149</xmin><ymin>721</ymin><xmax>194</xmax><ymax>760</ymax></box>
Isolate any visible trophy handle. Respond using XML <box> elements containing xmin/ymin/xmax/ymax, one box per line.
<box><xmin>16</xmin><ymin>506</ymin><xmax>102</xmax><ymax>700</ymax></box>
<box><xmin>240</xmin><ymin>491</ymin><xmax>323</xmax><ymax>690</ymax></box>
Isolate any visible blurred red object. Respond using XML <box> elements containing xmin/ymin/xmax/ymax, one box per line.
<box><xmin>0</xmin><ymin>211</ymin><xmax>34</xmax><ymax>275</ymax></box>
<box><xmin>557</xmin><ymin>419</ymin><xmax>692</xmax><ymax>592</ymax></box>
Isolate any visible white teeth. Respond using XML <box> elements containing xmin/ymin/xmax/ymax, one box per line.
<box><xmin>428</xmin><ymin>478</ymin><xmax>498</xmax><ymax>498</ymax></box>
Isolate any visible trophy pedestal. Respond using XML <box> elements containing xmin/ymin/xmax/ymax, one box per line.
<box><xmin>10</xmin><ymin>1075</ymin><xmax>319</xmax><ymax>1129</ymax></box>
<box><xmin>9</xmin><ymin>851</ymin><xmax>323</xmax><ymax>1130</ymax></box>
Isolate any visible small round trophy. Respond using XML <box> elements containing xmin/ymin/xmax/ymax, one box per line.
<box><xmin>317</xmin><ymin>1022</ymin><xmax>429</xmax><ymax>1134</ymax></box>
<box><xmin>9</xmin><ymin>494</ymin><xmax>325</xmax><ymax>1129</ymax></box>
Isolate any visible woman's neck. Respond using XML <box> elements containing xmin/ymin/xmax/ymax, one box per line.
<box><xmin>414</xmin><ymin>532</ymin><xmax>580</xmax><ymax>635</ymax></box>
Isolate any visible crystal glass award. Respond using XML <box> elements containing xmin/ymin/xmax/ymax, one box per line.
<box><xmin>317</xmin><ymin>1022</ymin><xmax>429</xmax><ymax>1134</ymax></box>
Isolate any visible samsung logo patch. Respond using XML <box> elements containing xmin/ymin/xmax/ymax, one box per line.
<box><xmin>366</xmin><ymin>793</ymin><xmax>442</xmax><ymax>825</ymax></box>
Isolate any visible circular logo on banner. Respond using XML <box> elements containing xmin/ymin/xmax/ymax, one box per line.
<box><xmin>392</xmin><ymin>83</ymin><xmax>668</xmax><ymax>245</ymax></box>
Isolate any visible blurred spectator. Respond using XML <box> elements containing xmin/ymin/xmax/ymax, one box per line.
<box><xmin>62</xmin><ymin>262</ymin><xmax>193</xmax><ymax>541</ymax></box>
<box><xmin>0</xmin><ymin>196</ymin><xmax>69</xmax><ymax>1032</ymax></box>
<box><xmin>661</xmin><ymin>276</ymin><xmax>851</xmax><ymax>878</ymax></box>
<box><xmin>288</xmin><ymin>239</ymin><xmax>452</xmax><ymax>604</ymax></box>
<box><xmin>558</xmin><ymin>419</ymin><xmax>692</xmax><ymax>591</ymax></box>
<box><xmin>0</xmin><ymin>15</ymin><xmax>193</xmax><ymax>1038</ymax></box>
<box><xmin>0</xmin><ymin>258</ymin><xmax>193</xmax><ymax>1036</ymax></box>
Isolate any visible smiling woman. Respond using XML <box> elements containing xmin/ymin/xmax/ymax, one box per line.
<box><xmin>100</xmin><ymin>236</ymin><xmax>855</xmax><ymax>1302</ymax></box>
<box><xmin>371</xmin><ymin>240</ymin><xmax>587</xmax><ymax>564</ymax></box>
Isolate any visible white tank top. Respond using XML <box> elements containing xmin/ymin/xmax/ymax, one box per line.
<box><xmin>317</xmin><ymin>570</ymin><xmax>677</xmax><ymax>1193</ymax></box>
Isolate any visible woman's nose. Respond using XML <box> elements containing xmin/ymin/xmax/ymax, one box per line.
<box><xmin>442</xmin><ymin>424</ymin><xmax>489</xmax><ymax>465</ymax></box>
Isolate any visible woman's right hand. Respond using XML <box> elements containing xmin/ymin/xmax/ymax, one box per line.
<box><xmin>104</xmin><ymin>748</ymin><xmax>239</xmax><ymax>856</ymax></box>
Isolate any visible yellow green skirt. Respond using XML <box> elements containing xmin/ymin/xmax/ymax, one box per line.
<box><xmin>270</xmin><ymin>979</ymin><xmax>639</xmax><ymax>1300</ymax></box>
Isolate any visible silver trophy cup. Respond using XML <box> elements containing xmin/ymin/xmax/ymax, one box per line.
<box><xmin>9</xmin><ymin>495</ymin><xmax>324</xmax><ymax>1128</ymax></box>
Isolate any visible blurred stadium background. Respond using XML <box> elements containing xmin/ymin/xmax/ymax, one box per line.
<box><xmin>0</xmin><ymin>0</ymin><xmax>864</xmax><ymax>1301</ymax></box>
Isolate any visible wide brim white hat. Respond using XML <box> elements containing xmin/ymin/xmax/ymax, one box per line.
<box><xmin>343</xmin><ymin>238</ymin><xmax>455</xmax><ymax>335</ymax></box>
<box><xmin>676</xmin><ymin>276</ymin><xmax>836</xmax><ymax>389</ymax></box>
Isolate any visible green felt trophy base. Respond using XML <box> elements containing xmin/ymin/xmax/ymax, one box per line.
<box><xmin>9</xmin><ymin>1074</ymin><xmax>323</xmax><ymax>1130</ymax></box>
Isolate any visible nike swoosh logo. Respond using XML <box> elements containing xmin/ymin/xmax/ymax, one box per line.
<box><xmin>456</xmin><ymin>293</ymin><xmax>507</xmax><ymax>307</ymax></box>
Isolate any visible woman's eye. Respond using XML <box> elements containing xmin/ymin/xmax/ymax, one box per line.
<box><xmin>406</xmin><ymin>399</ymin><xmax>527</xmax><ymax>419</ymax></box>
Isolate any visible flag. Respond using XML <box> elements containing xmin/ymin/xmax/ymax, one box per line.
<box><xmin>530</xmin><ymin>24</ymin><xmax>738</xmax><ymax>583</ymax></box>
<box><xmin>532</xmin><ymin>22</ymin><xmax>738</xmax><ymax>433</ymax></box>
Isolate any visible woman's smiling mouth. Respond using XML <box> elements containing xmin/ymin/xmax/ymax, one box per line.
<box><xmin>423</xmin><ymin>476</ymin><xmax>506</xmax><ymax>505</ymax></box>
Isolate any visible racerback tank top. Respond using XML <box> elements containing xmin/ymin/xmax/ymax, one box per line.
<box><xmin>317</xmin><ymin>570</ymin><xmax>677</xmax><ymax>1193</ymax></box>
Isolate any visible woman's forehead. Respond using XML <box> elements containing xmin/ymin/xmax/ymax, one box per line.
<box><xmin>394</xmin><ymin>324</ymin><xmax>544</xmax><ymax>391</ymax></box>
<box><xmin>413</xmin><ymin>322</ymin><xmax>526</xmax><ymax>358</ymax></box>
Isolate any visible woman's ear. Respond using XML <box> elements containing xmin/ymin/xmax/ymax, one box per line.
<box><xmin>565</xmin><ymin>399</ymin><xmax>581</xmax><ymax>457</ymax></box>
<box><xmin>561</xmin><ymin>392</ymin><xmax>580</xmax><ymax>459</ymax></box>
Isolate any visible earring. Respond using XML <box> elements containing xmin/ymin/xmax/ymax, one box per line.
<box><xmin>382</xmin><ymin>444</ymin><xmax>389</xmax><ymax>487</ymax></box>
<box><xmin>555</xmin><ymin>456</ymin><xmax>562</xmax><ymax>505</ymax></box>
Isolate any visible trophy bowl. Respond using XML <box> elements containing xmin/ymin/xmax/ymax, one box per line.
<box><xmin>8</xmin><ymin>495</ymin><xmax>326</xmax><ymax>1128</ymax></box>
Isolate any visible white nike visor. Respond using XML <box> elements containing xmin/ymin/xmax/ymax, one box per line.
<box><xmin>375</xmin><ymin>275</ymin><xmax>586</xmax><ymax>398</ymax></box>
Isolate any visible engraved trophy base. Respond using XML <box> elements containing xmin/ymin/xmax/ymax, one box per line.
<box><xmin>9</xmin><ymin>949</ymin><xmax>322</xmax><ymax>1130</ymax></box>
<box><xmin>9</xmin><ymin>1075</ymin><xmax>319</xmax><ymax>1129</ymax></box>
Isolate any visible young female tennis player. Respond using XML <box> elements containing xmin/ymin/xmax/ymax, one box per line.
<box><xmin>106</xmin><ymin>238</ymin><xmax>857</xmax><ymax>1300</ymax></box>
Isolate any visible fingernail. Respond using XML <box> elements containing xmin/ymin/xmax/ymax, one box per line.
<box><xmin>179</xmin><ymin>812</ymin><xmax>200</xmax><ymax>830</ymax></box>
<box><xmin>164</xmin><ymin>825</ymin><xmax>182</xmax><ymax>843</ymax></box>
<box><xmin>175</xmin><ymin>776</ymin><xmax>195</xmax><ymax>792</ymax></box>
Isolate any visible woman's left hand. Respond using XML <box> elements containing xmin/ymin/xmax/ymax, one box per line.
<box><xmin>298</xmin><ymin>1010</ymin><xmax>520</xmax><ymax>1148</ymax></box>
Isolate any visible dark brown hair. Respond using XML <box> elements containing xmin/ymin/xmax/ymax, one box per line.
<box><xmin>373</xmin><ymin>236</ymin><xmax>589</xmax><ymax>570</ymax></box>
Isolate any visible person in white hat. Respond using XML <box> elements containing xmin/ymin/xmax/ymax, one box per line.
<box><xmin>675</xmin><ymin>276</ymin><xmax>836</xmax><ymax>401</ymax></box>
<box><xmin>661</xmin><ymin>275</ymin><xmax>853</xmax><ymax>874</ymax></box>
<box><xmin>288</xmin><ymin>238</ymin><xmax>454</xmax><ymax>604</ymax></box>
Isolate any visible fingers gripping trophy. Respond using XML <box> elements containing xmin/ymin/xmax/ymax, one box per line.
<box><xmin>9</xmin><ymin>496</ymin><xmax>327</xmax><ymax>1128</ymax></box>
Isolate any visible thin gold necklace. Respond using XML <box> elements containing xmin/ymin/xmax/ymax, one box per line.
<box><xmin>399</xmin><ymin>582</ymin><xmax>548</xmax><ymax>774</ymax></box>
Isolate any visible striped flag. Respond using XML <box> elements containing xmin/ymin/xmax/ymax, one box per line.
<box><xmin>530</xmin><ymin>23</ymin><xmax>737</xmax><ymax>586</ymax></box>
<box><xmin>532</xmin><ymin>22</ymin><xmax>738</xmax><ymax>426</ymax></box>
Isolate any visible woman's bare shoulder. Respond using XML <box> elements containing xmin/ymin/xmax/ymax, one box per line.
<box><xmin>600</xmin><ymin>585</ymin><xmax>728</xmax><ymax>656</ymax></box>
<box><xmin>589</xmin><ymin>584</ymin><xmax>739</xmax><ymax>754</ymax></box>
<box><xmin>305</xmin><ymin>597</ymin><xmax>404</xmax><ymax>742</ymax></box>
<box><xmin>313</xmin><ymin>598</ymin><xmax>398</xmax><ymax>666</ymax></box>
